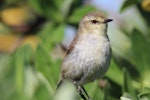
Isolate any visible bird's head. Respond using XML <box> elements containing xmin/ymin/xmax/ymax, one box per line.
<box><xmin>78</xmin><ymin>11</ymin><xmax>113</xmax><ymax>35</ymax></box>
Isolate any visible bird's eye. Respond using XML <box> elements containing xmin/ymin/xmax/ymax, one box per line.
<box><xmin>91</xmin><ymin>20</ymin><xmax>99</xmax><ymax>24</ymax></box>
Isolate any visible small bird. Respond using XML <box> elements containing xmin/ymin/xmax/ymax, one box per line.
<box><xmin>58</xmin><ymin>11</ymin><xmax>113</xmax><ymax>100</ymax></box>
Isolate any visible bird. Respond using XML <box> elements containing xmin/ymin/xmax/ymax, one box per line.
<box><xmin>57</xmin><ymin>11</ymin><xmax>113</xmax><ymax>100</ymax></box>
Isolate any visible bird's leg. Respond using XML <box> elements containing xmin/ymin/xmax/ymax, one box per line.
<box><xmin>56</xmin><ymin>79</ymin><xmax>63</xmax><ymax>89</ymax></box>
<box><xmin>77</xmin><ymin>85</ymin><xmax>87</xmax><ymax>100</ymax></box>
<box><xmin>74</xmin><ymin>82</ymin><xmax>91</xmax><ymax>100</ymax></box>
<box><xmin>81</xmin><ymin>85</ymin><xmax>90</xmax><ymax>99</ymax></box>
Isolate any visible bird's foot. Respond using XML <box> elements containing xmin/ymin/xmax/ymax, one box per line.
<box><xmin>73</xmin><ymin>82</ymin><xmax>91</xmax><ymax>100</ymax></box>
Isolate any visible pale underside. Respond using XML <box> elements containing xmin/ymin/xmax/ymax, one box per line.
<box><xmin>61</xmin><ymin>33</ymin><xmax>111</xmax><ymax>85</ymax></box>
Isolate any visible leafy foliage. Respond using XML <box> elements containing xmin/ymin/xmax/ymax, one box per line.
<box><xmin>0</xmin><ymin>0</ymin><xmax>150</xmax><ymax>100</ymax></box>
<box><xmin>120</xmin><ymin>0</ymin><xmax>140</xmax><ymax>12</ymax></box>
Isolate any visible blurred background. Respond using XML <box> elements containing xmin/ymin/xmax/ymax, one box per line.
<box><xmin>0</xmin><ymin>0</ymin><xmax>150</xmax><ymax>100</ymax></box>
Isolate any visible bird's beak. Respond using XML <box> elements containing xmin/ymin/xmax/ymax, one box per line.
<box><xmin>103</xmin><ymin>19</ymin><xmax>113</xmax><ymax>23</ymax></box>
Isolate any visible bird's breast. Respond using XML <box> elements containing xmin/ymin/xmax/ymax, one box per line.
<box><xmin>61</xmin><ymin>33</ymin><xmax>111</xmax><ymax>84</ymax></box>
<box><xmin>74</xmin><ymin>34</ymin><xmax>111</xmax><ymax>81</ymax></box>
<box><xmin>75</xmin><ymin>34</ymin><xmax>111</xmax><ymax>65</ymax></box>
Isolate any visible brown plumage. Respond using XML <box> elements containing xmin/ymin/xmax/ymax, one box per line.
<box><xmin>57</xmin><ymin>11</ymin><xmax>113</xmax><ymax>100</ymax></box>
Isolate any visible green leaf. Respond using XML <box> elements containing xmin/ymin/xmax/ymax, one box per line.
<box><xmin>35</xmin><ymin>45</ymin><xmax>53</xmax><ymax>79</ymax></box>
<box><xmin>120</xmin><ymin>0</ymin><xmax>139</xmax><ymax>12</ymax></box>
<box><xmin>131</xmin><ymin>29</ymin><xmax>150</xmax><ymax>75</ymax></box>
<box><xmin>54</xmin><ymin>80</ymin><xmax>77</xmax><ymax>100</ymax></box>
<box><xmin>106</xmin><ymin>59</ymin><xmax>123</xmax><ymax>86</ymax></box>
<box><xmin>68</xmin><ymin>5</ymin><xmax>97</xmax><ymax>24</ymax></box>
<box><xmin>27</xmin><ymin>0</ymin><xmax>43</xmax><ymax>15</ymax></box>
<box><xmin>28</xmin><ymin>0</ymin><xmax>63</xmax><ymax>22</ymax></box>
<box><xmin>34</xmin><ymin>82</ymin><xmax>52</xmax><ymax>100</ymax></box>
<box><xmin>13</xmin><ymin>45</ymin><xmax>33</xmax><ymax>93</ymax></box>
<box><xmin>85</xmin><ymin>81</ymin><xmax>104</xmax><ymax>100</ymax></box>
<box><xmin>120</xmin><ymin>96</ymin><xmax>132</xmax><ymax>100</ymax></box>
<box><xmin>0</xmin><ymin>54</ymin><xmax>11</xmax><ymax>80</ymax></box>
<box><xmin>122</xmin><ymin>68</ymin><xmax>137</xmax><ymax>100</ymax></box>
<box><xmin>138</xmin><ymin>87</ymin><xmax>150</xmax><ymax>100</ymax></box>
<box><xmin>50</xmin><ymin>24</ymin><xmax>65</xmax><ymax>44</ymax></box>
<box><xmin>59</xmin><ymin>0</ymin><xmax>74</xmax><ymax>18</ymax></box>
<box><xmin>105</xmin><ymin>96</ymin><xmax>118</xmax><ymax>100</ymax></box>
<box><xmin>38</xmin><ymin>22</ymin><xmax>55</xmax><ymax>51</ymax></box>
<box><xmin>35</xmin><ymin>44</ymin><xmax>60</xmax><ymax>89</ymax></box>
<box><xmin>39</xmin><ymin>23</ymin><xmax>65</xmax><ymax>51</ymax></box>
